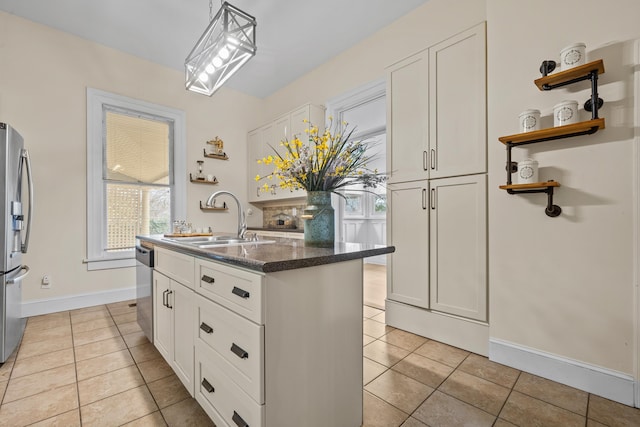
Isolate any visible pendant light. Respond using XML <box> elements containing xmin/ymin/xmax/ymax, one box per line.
<box><xmin>185</xmin><ymin>0</ymin><xmax>257</xmax><ymax>96</ymax></box>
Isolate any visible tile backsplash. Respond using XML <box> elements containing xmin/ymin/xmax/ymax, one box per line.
<box><xmin>262</xmin><ymin>204</ymin><xmax>306</xmax><ymax>230</ymax></box>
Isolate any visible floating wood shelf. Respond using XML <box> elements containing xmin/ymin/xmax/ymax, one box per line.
<box><xmin>499</xmin><ymin>58</ymin><xmax>606</xmax><ymax>217</ymax></box>
<box><xmin>189</xmin><ymin>173</ymin><xmax>219</xmax><ymax>185</ymax></box>
<box><xmin>499</xmin><ymin>181</ymin><xmax>560</xmax><ymax>191</ymax></box>
<box><xmin>498</xmin><ymin>118</ymin><xmax>605</xmax><ymax>146</ymax></box>
<box><xmin>199</xmin><ymin>201</ymin><xmax>228</xmax><ymax>211</ymax></box>
<box><xmin>534</xmin><ymin>59</ymin><xmax>604</xmax><ymax>91</ymax></box>
<box><xmin>203</xmin><ymin>149</ymin><xmax>229</xmax><ymax>160</ymax></box>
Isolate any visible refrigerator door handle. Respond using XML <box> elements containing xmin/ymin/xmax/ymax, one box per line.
<box><xmin>21</xmin><ymin>149</ymin><xmax>33</xmax><ymax>254</ymax></box>
<box><xmin>7</xmin><ymin>265</ymin><xmax>29</xmax><ymax>284</ymax></box>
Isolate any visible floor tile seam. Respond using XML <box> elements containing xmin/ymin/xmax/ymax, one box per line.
<box><xmin>23</xmin><ymin>408</ymin><xmax>79</xmax><ymax>426</ymax></box>
<box><xmin>363</xmin><ymin>384</ymin><xmax>423</xmax><ymax>419</ymax></box>
<box><xmin>363</xmin><ymin>364</ymin><xmax>389</xmax><ymax>387</ymax></box>
<box><xmin>428</xmin><ymin>386</ymin><xmax>499</xmax><ymax>420</ymax></box>
<box><xmin>114</xmin><ymin>309</ymin><xmax>170</xmax><ymax>426</ymax></box>
<box><xmin>69</xmin><ymin>306</ymin><xmax>88</xmax><ymax>427</ymax></box>
<box><xmin>488</xmin><ymin>370</ymin><xmax>521</xmax><ymax>422</ymax></box>
<box><xmin>2</xmin><ymin>377</ymin><xmax>80</xmax><ymax>406</ymax></box>
<box><xmin>77</xmin><ymin>378</ymin><xmax>149</xmax><ymax>408</ymax></box>
<box><xmin>456</xmin><ymin>364</ymin><xmax>520</xmax><ymax>390</ymax></box>
<box><xmin>69</xmin><ymin>316</ymin><xmax>115</xmax><ymax>328</ymax></box>
<box><xmin>510</xmin><ymin>386</ymin><xmax>590</xmax><ymax>418</ymax></box>
<box><xmin>71</xmin><ymin>324</ymin><xmax>121</xmax><ymax>341</ymax></box>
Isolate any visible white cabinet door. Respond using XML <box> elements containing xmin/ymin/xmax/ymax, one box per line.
<box><xmin>172</xmin><ymin>280</ymin><xmax>195</xmax><ymax>395</ymax></box>
<box><xmin>428</xmin><ymin>22</ymin><xmax>486</xmax><ymax>178</ymax></box>
<box><xmin>152</xmin><ymin>269</ymin><xmax>195</xmax><ymax>396</ymax></box>
<box><xmin>247</xmin><ymin>104</ymin><xmax>325</xmax><ymax>203</ymax></box>
<box><xmin>272</xmin><ymin>113</ymin><xmax>291</xmax><ymax>145</ymax></box>
<box><xmin>429</xmin><ymin>174</ymin><xmax>486</xmax><ymax>321</ymax></box>
<box><xmin>387</xmin><ymin>51</ymin><xmax>429</xmax><ymax>183</ymax></box>
<box><xmin>153</xmin><ymin>271</ymin><xmax>172</xmax><ymax>364</ymax></box>
<box><xmin>387</xmin><ymin>181</ymin><xmax>429</xmax><ymax>308</ymax></box>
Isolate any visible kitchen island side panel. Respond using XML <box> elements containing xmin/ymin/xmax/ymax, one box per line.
<box><xmin>264</xmin><ymin>259</ymin><xmax>363</xmax><ymax>427</ymax></box>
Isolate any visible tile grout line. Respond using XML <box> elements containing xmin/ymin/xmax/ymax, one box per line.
<box><xmin>68</xmin><ymin>309</ymin><xmax>83</xmax><ymax>427</ymax></box>
<box><xmin>107</xmin><ymin>303</ymin><xmax>170</xmax><ymax>427</ymax></box>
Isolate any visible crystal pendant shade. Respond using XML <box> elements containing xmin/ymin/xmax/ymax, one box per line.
<box><xmin>185</xmin><ymin>2</ymin><xmax>257</xmax><ymax>96</ymax></box>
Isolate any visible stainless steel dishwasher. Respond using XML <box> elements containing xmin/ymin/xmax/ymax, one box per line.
<box><xmin>135</xmin><ymin>244</ymin><xmax>153</xmax><ymax>343</ymax></box>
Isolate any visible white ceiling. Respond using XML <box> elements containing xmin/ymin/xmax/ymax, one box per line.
<box><xmin>0</xmin><ymin>0</ymin><xmax>430</xmax><ymax>98</ymax></box>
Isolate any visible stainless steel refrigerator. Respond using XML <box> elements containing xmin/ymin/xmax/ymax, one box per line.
<box><xmin>0</xmin><ymin>123</ymin><xmax>33</xmax><ymax>363</ymax></box>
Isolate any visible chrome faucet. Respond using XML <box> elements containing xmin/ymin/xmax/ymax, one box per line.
<box><xmin>205</xmin><ymin>190</ymin><xmax>247</xmax><ymax>239</ymax></box>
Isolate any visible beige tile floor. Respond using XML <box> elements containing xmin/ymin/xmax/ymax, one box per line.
<box><xmin>0</xmin><ymin>301</ymin><xmax>214</xmax><ymax>426</ymax></box>
<box><xmin>1</xmin><ymin>298</ymin><xmax>639</xmax><ymax>426</ymax></box>
<box><xmin>363</xmin><ymin>263</ymin><xmax>386</xmax><ymax>310</ymax></box>
<box><xmin>362</xmin><ymin>305</ymin><xmax>640</xmax><ymax>427</ymax></box>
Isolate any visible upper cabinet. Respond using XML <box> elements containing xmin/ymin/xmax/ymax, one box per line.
<box><xmin>387</xmin><ymin>22</ymin><xmax>486</xmax><ymax>183</ymax></box>
<box><xmin>248</xmin><ymin>103</ymin><xmax>325</xmax><ymax>203</ymax></box>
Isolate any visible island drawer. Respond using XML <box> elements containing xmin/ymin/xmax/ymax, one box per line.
<box><xmin>196</xmin><ymin>342</ymin><xmax>265</xmax><ymax>427</ymax></box>
<box><xmin>195</xmin><ymin>258</ymin><xmax>264</xmax><ymax>324</ymax></box>
<box><xmin>195</xmin><ymin>294</ymin><xmax>264</xmax><ymax>404</ymax></box>
<box><xmin>155</xmin><ymin>247</ymin><xmax>195</xmax><ymax>289</ymax></box>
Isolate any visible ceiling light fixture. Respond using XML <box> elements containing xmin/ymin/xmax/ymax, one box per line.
<box><xmin>185</xmin><ymin>0</ymin><xmax>257</xmax><ymax>96</ymax></box>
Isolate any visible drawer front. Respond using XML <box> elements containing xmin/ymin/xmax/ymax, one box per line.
<box><xmin>155</xmin><ymin>247</ymin><xmax>195</xmax><ymax>289</ymax></box>
<box><xmin>196</xmin><ymin>343</ymin><xmax>265</xmax><ymax>427</ymax></box>
<box><xmin>195</xmin><ymin>258</ymin><xmax>264</xmax><ymax>324</ymax></box>
<box><xmin>196</xmin><ymin>294</ymin><xmax>264</xmax><ymax>404</ymax></box>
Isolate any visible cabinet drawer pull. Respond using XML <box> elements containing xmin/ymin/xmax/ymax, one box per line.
<box><xmin>166</xmin><ymin>290</ymin><xmax>173</xmax><ymax>309</ymax></box>
<box><xmin>230</xmin><ymin>343</ymin><xmax>249</xmax><ymax>359</ymax></box>
<box><xmin>162</xmin><ymin>289</ymin><xmax>168</xmax><ymax>307</ymax></box>
<box><xmin>430</xmin><ymin>148</ymin><xmax>436</xmax><ymax>170</ymax></box>
<box><xmin>200</xmin><ymin>322</ymin><xmax>213</xmax><ymax>334</ymax></box>
<box><xmin>431</xmin><ymin>188</ymin><xmax>436</xmax><ymax>210</ymax></box>
<box><xmin>422</xmin><ymin>189</ymin><xmax>427</xmax><ymax>210</ymax></box>
<box><xmin>422</xmin><ymin>150</ymin><xmax>428</xmax><ymax>171</ymax></box>
<box><xmin>232</xmin><ymin>286</ymin><xmax>250</xmax><ymax>299</ymax></box>
<box><xmin>232</xmin><ymin>411</ymin><xmax>249</xmax><ymax>427</ymax></box>
<box><xmin>201</xmin><ymin>378</ymin><xmax>215</xmax><ymax>393</ymax></box>
<box><xmin>201</xmin><ymin>275</ymin><xmax>215</xmax><ymax>284</ymax></box>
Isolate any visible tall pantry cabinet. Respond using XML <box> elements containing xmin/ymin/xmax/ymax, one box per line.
<box><xmin>386</xmin><ymin>23</ymin><xmax>489</xmax><ymax>355</ymax></box>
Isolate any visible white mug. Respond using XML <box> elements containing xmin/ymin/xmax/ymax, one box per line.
<box><xmin>206</xmin><ymin>174</ymin><xmax>215</xmax><ymax>182</ymax></box>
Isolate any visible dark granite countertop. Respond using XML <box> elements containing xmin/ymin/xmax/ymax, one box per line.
<box><xmin>137</xmin><ymin>234</ymin><xmax>394</xmax><ymax>273</ymax></box>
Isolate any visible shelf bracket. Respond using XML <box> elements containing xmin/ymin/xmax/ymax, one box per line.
<box><xmin>506</xmin><ymin>185</ymin><xmax>561</xmax><ymax>217</ymax></box>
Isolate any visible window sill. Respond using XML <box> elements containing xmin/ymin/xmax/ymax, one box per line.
<box><xmin>84</xmin><ymin>257</ymin><xmax>136</xmax><ymax>271</ymax></box>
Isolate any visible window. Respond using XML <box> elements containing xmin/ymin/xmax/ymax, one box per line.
<box><xmin>87</xmin><ymin>89</ymin><xmax>186</xmax><ymax>270</ymax></box>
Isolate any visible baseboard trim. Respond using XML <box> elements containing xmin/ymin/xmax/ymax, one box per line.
<box><xmin>21</xmin><ymin>287</ymin><xmax>136</xmax><ymax>318</ymax></box>
<box><xmin>490</xmin><ymin>338</ymin><xmax>635</xmax><ymax>407</ymax></box>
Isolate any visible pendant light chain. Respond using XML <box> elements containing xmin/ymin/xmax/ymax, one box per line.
<box><xmin>209</xmin><ymin>0</ymin><xmax>213</xmax><ymax>22</ymax></box>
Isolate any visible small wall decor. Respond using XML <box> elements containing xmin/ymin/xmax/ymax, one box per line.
<box><xmin>206</xmin><ymin>136</ymin><xmax>225</xmax><ymax>155</ymax></box>
<box><xmin>203</xmin><ymin>138</ymin><xmax>229</xmax><ymax>160</ymax></box>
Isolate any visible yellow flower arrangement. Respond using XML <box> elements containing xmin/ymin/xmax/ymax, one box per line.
<box><xmin>256</xmin><ymin>117</ymin><xmax>386</xmax><ymax>193</ymax></box>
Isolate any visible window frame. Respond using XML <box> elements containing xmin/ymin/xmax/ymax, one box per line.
<box><xmin>86</xmin><ymin>88</ymin><xmax>186</xmax><ymax>270</ymax></box>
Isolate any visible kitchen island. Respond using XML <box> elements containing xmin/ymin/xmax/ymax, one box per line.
<box><xmin>137</xmin><ymin>234</ymin><xmax>394</xmax><ymax>427</ymax></box>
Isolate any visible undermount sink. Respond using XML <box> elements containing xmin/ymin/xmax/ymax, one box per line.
<box><xmin>162</xmin><ymin>235</ymin><xmax>274</xmax><ymax>248</ymax></box>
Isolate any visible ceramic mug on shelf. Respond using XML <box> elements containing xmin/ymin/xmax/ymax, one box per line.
<box><xmin>519</xmin><ymin>109</ymin><xmax>541</xmax><ymax>133</ymax></box>
<box><xmin>554</xmin><ymin>100</ymin><xmax>579</xmax><ymax>127</ymax></box>
<box><xmin>518</xmin><ymin>159</ymin><xmax>539</xmax><ymax>184</ymax></box>
<box><xmin>560</xmin><ymin>43</ymin><xmax>586</xmax><ymax>71</ymax></box>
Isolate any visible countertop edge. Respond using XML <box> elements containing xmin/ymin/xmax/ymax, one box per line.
<box><xmin>137</xmin><ymin>235</ymin><xmax>394</xmax><ymax>273</ymax></box>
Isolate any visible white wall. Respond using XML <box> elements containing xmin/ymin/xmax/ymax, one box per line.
<box><xmin>487</xmin><ymin>0</ymin><xmax>640</xmax><ymax>376</ymax></box>
<box><xmin>0</xmin><ymin>12</ymin><xmax>263</xmax><ymax>307</ymax></box>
